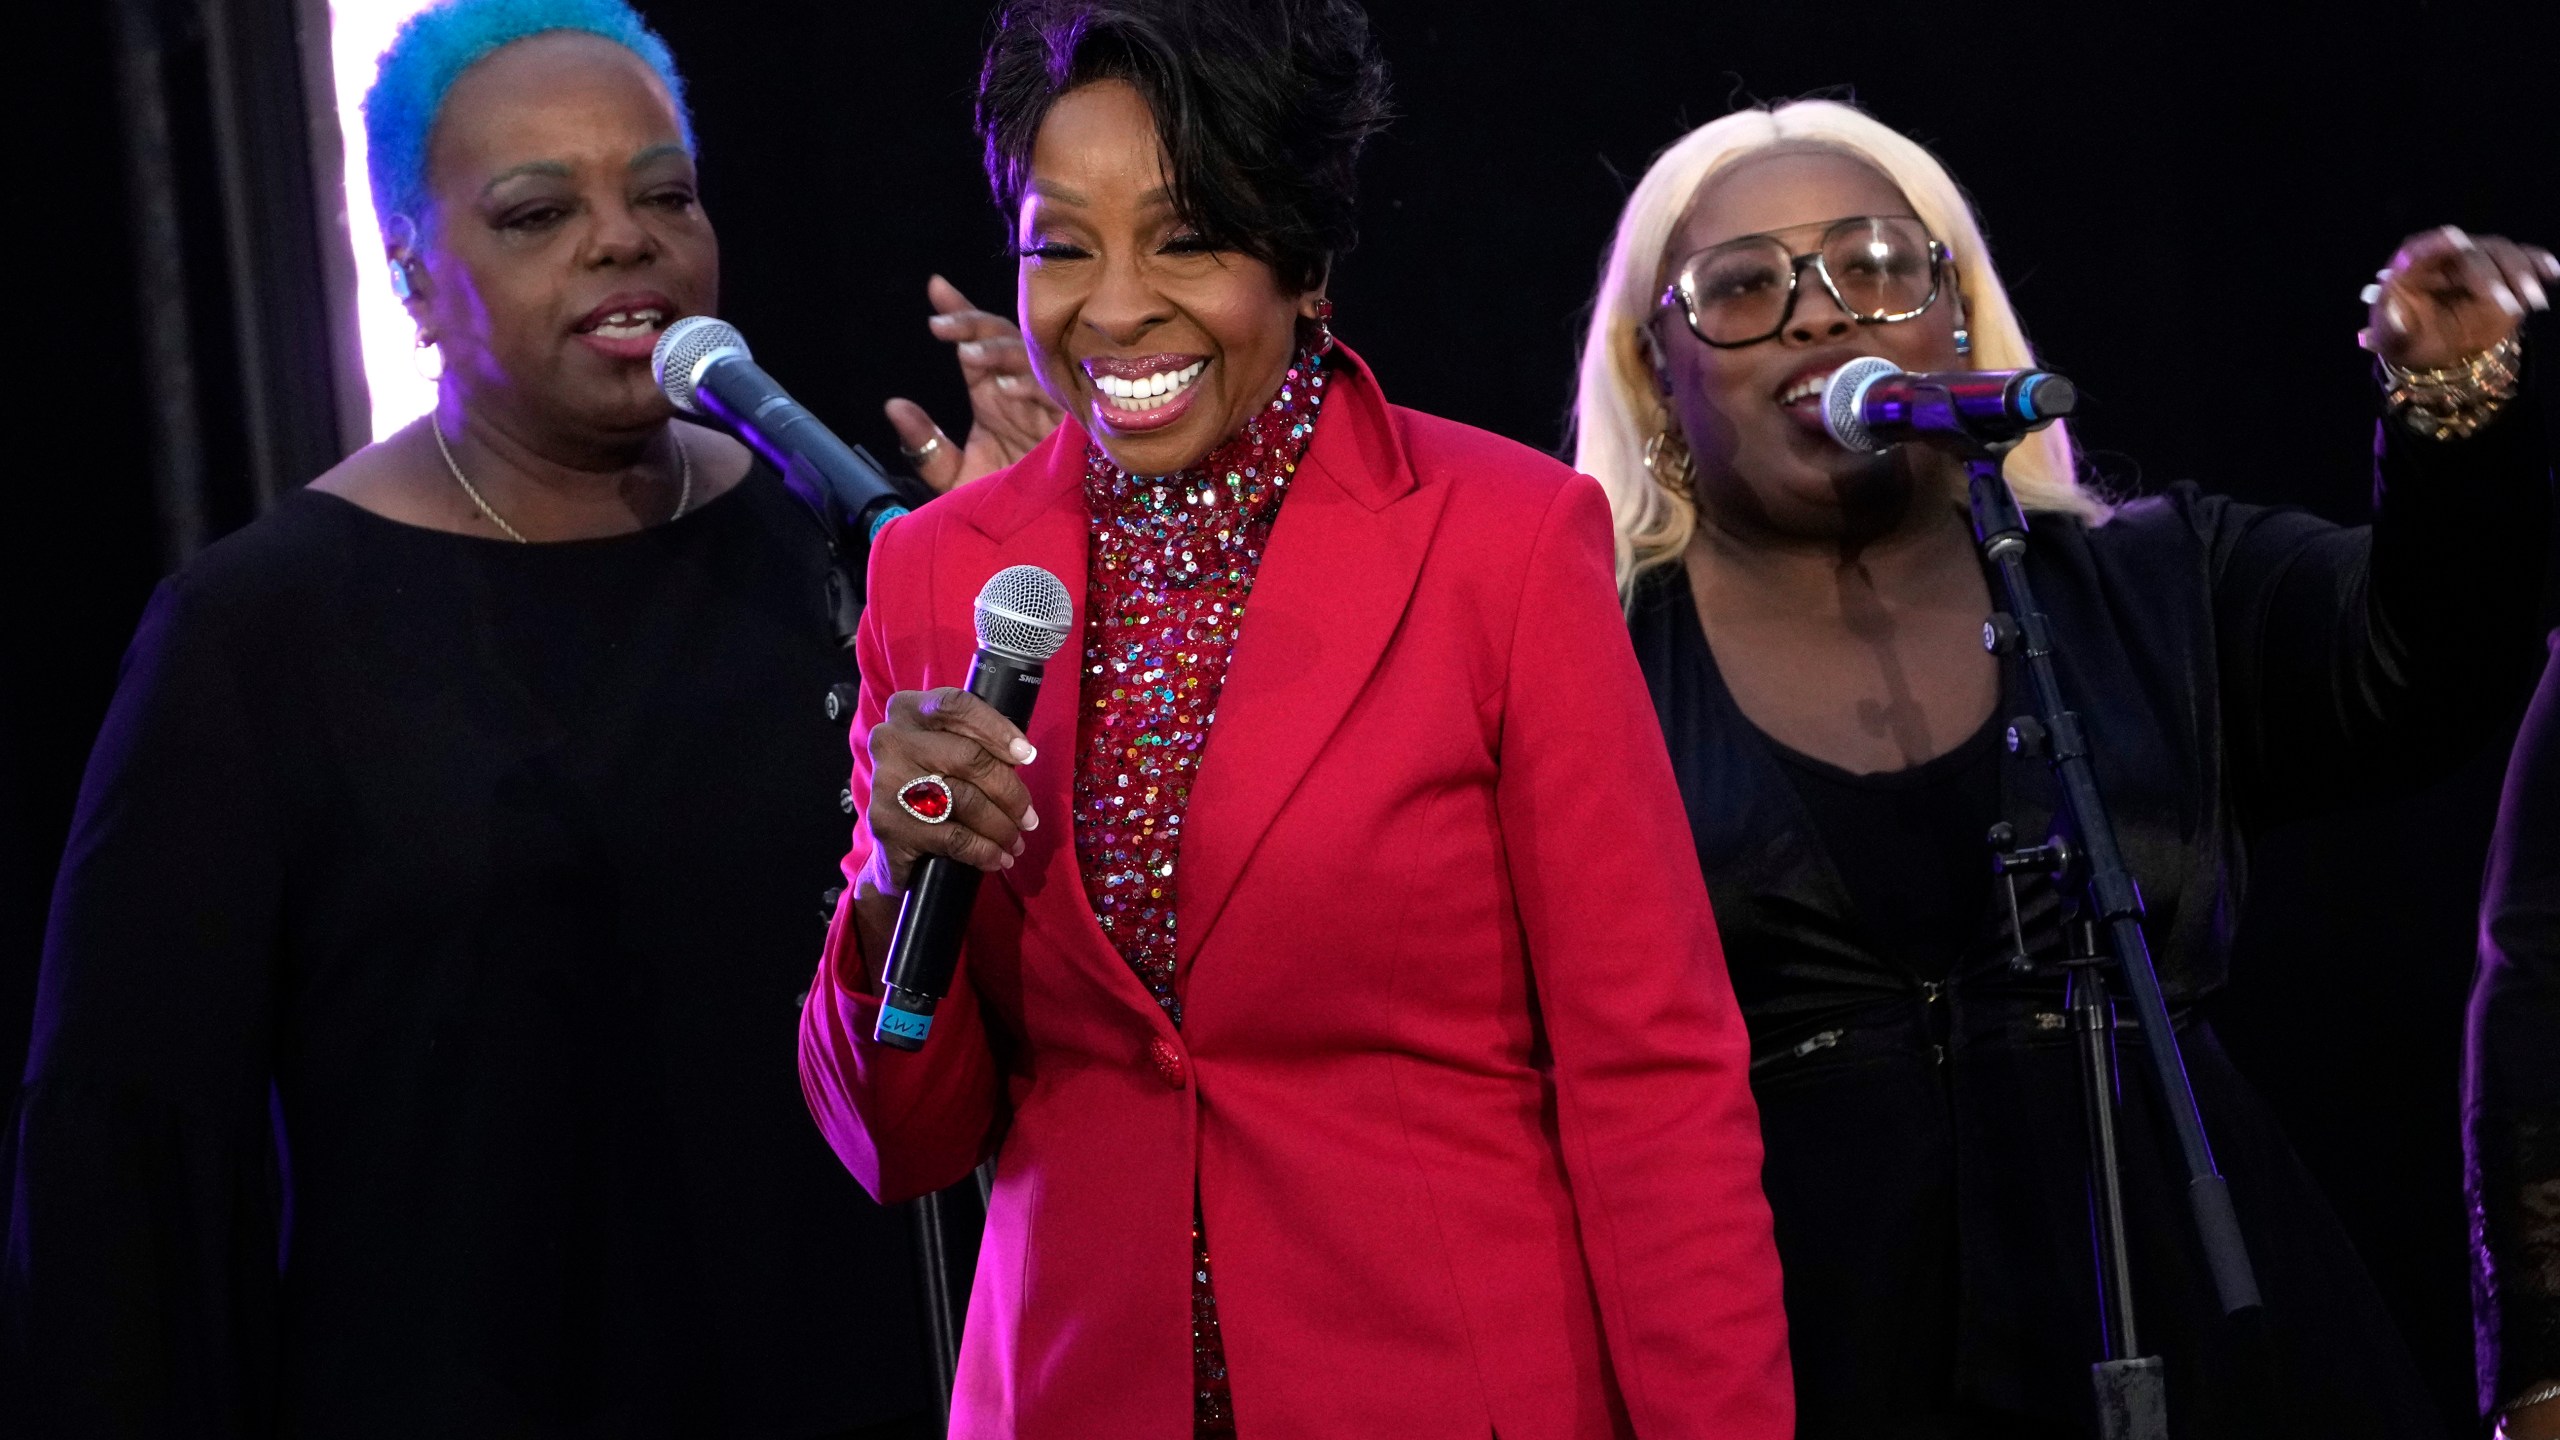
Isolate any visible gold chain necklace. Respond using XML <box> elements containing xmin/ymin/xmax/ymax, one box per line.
<box><xmin>432</xmin><ymin>419</ymin><xmax>692</xmax><ymax>544</ymax></box>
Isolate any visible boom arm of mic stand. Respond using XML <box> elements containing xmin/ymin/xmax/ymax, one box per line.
<box><xmin>773</xmin><ymin>442</ymin><xmax>920</xmax><ymax>650</ymax></box>
<box><xmin>780</xmin><ymin>451</ymin><xmax>866</xmax><ymax>648</ymax></box>
<box><xmin>1965</xmin><ymin>452</ymin><xmax>2263</xmax><ymax>1321</ymax></box>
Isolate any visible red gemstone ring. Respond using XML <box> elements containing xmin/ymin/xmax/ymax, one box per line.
<box><xmin>895</xmin><ymin>774</ymin><xmax>956</xmax><ymax>825</ymax></box>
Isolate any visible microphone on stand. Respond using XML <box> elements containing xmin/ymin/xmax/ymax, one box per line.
<box><xmin>1821</xmin><ymin>356</ymin><xmax>2077</xmax><ymax>453</ymax></box>
<box><xmin>652</xmin><ymin>315</ymin><xmax>912</xmax><ymax>542</ymax></box>
<box><xmin>875</xmin><ymin>564</ymin><xmax>1075</xmax><ymax>1051</ymax></box>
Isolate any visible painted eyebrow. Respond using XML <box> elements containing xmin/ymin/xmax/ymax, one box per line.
<box><xmin>478</xmin><ymin>146</ymin><xmax>691</xmax><ymax>200</ymax></box>
<box><xmin>1024</xmin><ymin>180</ymin><xmax>1173</xmax><ymax>209</ymax></box>
<box><xmin>479</xmin><ymin>160</ymin><xmax>571</xmax><ymax>196</ymax></box>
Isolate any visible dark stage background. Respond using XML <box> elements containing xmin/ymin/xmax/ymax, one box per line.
<box><xmin>10</xmin><ymin>2</ymin><xmax>2556</xmax><ymax>1433</ymax></box>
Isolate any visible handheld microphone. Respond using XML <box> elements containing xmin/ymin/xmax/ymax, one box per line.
<box><xmin>1821</xmin><ymin>356</ymin><xmax>2077</xmax><ymax>454</ymax></box>
<box><xmin>875</xmin><ymin>565</ymin><xmax>1075</xmax><ymax>1051</ymax></box>
<box><xmin>652</xmin><ymin>316</ymin><xmax>911</xmax><ymax>542</ymax></box>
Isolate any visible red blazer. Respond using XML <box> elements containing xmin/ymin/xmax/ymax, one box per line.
<box><xmin>800</xmin><ymin>351</ymin><xmax>1790</xmax><ymax>1440</ymax></box>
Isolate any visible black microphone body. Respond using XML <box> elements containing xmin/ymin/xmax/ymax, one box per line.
<box><xmin>693</xmin><ymin>352</ymin><xmax>912</xmax><ymax>540</ymax></box>
<box><xmin>1823</xmin><ymin>357</ymin><xmax>2077</xmax><ymax>453</ymax></box>
<box><xmin>652</xmin><ymin>316</ymin><xmax>911</xmax><ymax>544</ymax></box>
<box><xmin>874</xmin><ymin>648</ymin><xmax>1046</xmax><ymax>1049</ymax></box>
<box><xmin>871</xmin><ymin>564</ymin><xmax>1074</xmax><ymax>1051</ymax></box>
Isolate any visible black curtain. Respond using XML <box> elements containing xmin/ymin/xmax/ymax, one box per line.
<box><xmin>11</xmin><ymin>2</ymin><xmax>2556</xmax><ymax>1434</ymax></box>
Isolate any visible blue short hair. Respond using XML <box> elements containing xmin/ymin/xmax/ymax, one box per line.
<box><xmin>363</xmin><ymin>0</ymin><xmax>694</xmax><ymax>236</ymax></box>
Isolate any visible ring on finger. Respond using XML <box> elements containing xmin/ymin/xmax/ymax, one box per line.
<box><xmin>900</xmin><ymin>433</ymin><xmax>946</xmax><ymax>464</ymax></box>
<box><xmin>896</xmin><ymin>774</ymin><xmax>957</xmax><ymax>824</ymax></box>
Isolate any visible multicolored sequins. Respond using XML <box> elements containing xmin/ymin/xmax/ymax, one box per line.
<box><xmin>1073</xmin><ymin>350</ymin><xmax>1328</xmax><ymax>1021</ymax></box>
<box><xmin>1072</xmin><ymin>347</ymin><xmax>1328</xmax><ymax>1438</ymax></box>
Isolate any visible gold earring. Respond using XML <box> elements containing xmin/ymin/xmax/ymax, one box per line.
<box><xmin>1643</xmin><ymin>425</ymin><xmax>1694</xmax><ymax>500</ymax></box>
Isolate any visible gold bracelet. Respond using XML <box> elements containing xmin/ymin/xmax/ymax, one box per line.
<box><xmin>2498</xmin><ymin>1381</ymin><xmax>2560</xmax><ymax>1440</ymax></box>
<box><xmin>2380</xmin><ymin>334</ymin><xmax>2522</xmax><ymax>441</ymax></box>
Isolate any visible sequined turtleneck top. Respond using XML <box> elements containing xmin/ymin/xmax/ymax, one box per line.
<box><xmin>1073</xmin><ymin>348</ymin><xmax>1328</xmax><ymax>1435</ymax></box>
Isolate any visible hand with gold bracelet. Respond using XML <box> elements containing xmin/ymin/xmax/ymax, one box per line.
<box><xmin>2500</xmin><ymin>1382</ymin><xmax>2560</xmax><ymax>1440</ymax></box>
<box><xmin>2359</xmin><ymin>225</ymin><xmax>2554</xmax><ymax>439</ymax></box>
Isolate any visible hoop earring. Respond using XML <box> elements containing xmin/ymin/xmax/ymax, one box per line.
<box><xmin>1642</xmin><ymin>425</ymin><xmax>1694</xmax><ymax>501</ymax></box>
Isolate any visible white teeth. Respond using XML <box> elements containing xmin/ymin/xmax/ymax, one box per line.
<box><xmin>1093</xmin><ymin>359</ymin><xmax>1207</xmax><ymax>411</ymax></box>
<box><xmin>588</xmin><ymin>309</ymin><xmax>668</xmax><ymax>339</ymax></box>
<box><xmin>1779</xmin><ymin>371</ymin><xmax>1834</xmax><ymax>406</ymax></box>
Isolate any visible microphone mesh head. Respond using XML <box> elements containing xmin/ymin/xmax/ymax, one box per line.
<box><xmin>652</xmin><ymin>315</ymin><xmax>751</xmax><ymax>414</ymax></box>
<box><xmin>975</xmin><ymin>565</ymin><xmax>1073</xmax><ymax>663</ymax></box>
<box><xmin>1821</xmin><ymin>355</ymin><xmax>1903</xmax><ymax>453</ymax></box>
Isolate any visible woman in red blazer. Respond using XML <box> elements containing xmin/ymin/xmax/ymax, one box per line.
<box><xmin>799</xmin><ymin>4</ymin><xmax>1788</xmax><ymax>1436</ymax></box>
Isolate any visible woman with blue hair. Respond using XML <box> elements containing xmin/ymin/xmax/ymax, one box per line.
<box><xmin>2</xmin><ymin>2</ymin><xmax>985</xmax><ymax>1434</ymax></box>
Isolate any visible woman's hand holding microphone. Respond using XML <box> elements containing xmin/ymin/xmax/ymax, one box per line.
<box><xmin>847</xmin><ymin>687</ymin><xmax>1042</xmax><ymax>968</ymax></box>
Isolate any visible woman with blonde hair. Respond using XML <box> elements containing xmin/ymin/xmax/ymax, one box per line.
<box><xmin>1574</xmin><ymin>97</ymin><xmax>2554</xmax><ymax>1437</ymax></box>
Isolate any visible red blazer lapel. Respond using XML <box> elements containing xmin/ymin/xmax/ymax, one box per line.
<box><xmin>949</xmin><ymin>425</ymin><xmax>1173</xmax><ymax>1033</ymax></box>
<box><xmin>1176</xmin><ymin>350</ymin><xmax>1452</xmax><ymax>973</ymax></box>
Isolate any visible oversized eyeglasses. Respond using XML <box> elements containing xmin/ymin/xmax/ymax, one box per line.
<box><xmin>1659</xmin><ymin>215</ymin><xmax>1950</xmax><ymax>349</ymax></box>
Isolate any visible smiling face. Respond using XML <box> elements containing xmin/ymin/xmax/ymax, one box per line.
<box><xmin>1650</xmin><ymin>148</ymin><xmax>1967</xmax><ymax>540</ymax></box>
<box><xmin>1014</xmin><ymin>80</ymin><xmax>1319</xmax><ymax>476</ymax></box>
<box><xmin>403</xmin><ymin>32</ymin><xmax>715</xmax><ymax>447</ymax></box>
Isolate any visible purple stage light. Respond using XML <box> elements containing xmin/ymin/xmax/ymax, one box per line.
<box><xmin>327</xmin><ymin>0</ymin><xmax>439</xmax><ymax>441</ymax></box>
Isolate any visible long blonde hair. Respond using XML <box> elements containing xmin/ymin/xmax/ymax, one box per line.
<box><xmin>1571</xmin><ymin>99</ymin><xmax>2108</xmax><ymax>597</ymax></box>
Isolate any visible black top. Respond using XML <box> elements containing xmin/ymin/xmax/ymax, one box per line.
<box><xmin>1632</xmin><ymin>395</ymin><xmax>2551</xmax><ymax>1440</ymax></box>
<box><xmin>1768</xmin><ymin>715</ymin><xmax>2004</xmax><ymax>983</ymax></box>
<box><xmin>3</xmin><ymin>466</ymin><xmax>930</xmax><ymax>1437</ymax></box>
<box><xmin>2469</xmin><ymin>629</ymin><xmax>2560</xmax><ymax>1417</ymax></box>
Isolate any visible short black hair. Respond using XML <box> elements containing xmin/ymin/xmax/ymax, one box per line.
<box><xmin>977</xmin><ymin>0</ymin><xmax>1393</xmax><ymax>295</ymax></box>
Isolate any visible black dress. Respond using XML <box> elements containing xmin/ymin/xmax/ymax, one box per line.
<box><xmin>1631</xmin><ymin>395</ymin><xmax>2551</xmax><ymax>1439</ymax></box>
<box><xmin>2468</xmin><ymin>629</ymin><xmax>2560</xmax><ymax>1421</ymax></box>
<box><xmin>3</xmin><ymin>466</ymin><xmax>933</xmax><ymax>1438</ymax></box>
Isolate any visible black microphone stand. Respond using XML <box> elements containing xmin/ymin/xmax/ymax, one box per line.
<box><xmin>1959</xmin><ymin>427</ymin><xmax>2263</xmax><ymax>1440</ymax></box>
<box><xmin>798</xmin><ymin>452</ymin><xmax>976</xmax><ymax>1429</ymax></box>
<box><xmin>908</xmin><ymin>1164</ymin><xmax>994</xmax><ymax>1429</ymax></box>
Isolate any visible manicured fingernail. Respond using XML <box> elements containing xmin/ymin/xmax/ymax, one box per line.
<box><xmin>929</xmin><ymin>314</ymin><xmax>961</xmax><ymax>332</ymax></box>
<box><xmin>2442</xmin><ymin>224</ymin><xmax>2472</xmax><ymax>248</ymax></box>
<box><xmin>1010</xmin><ymin>837</ymin><xmax>1026</xmax><ymax>856</ymax></box>
<box><xmin>996</xmin><ymin>375</ymin><xmax>1018</xmax><ymax>390</ymax></box>
<box><xmin>2519</xmin><ymin>276</ymin><xmax>2547</xmax><ymax>310</ymax></box>
<box><xmin>998</xmin><ymin>851</ymin><xmax>1015</xmax><ymax>869</ymax></box>
<box><xmin>1010</xmin><ymin>739</ymin><xmax>1037</xmax><ymax>764</ymax></box>
<box><xmin>2384</xmin><ymin>297</ymin><xmax>2411</xmax><ymax>333</ymax></box>
<box><xmin>959</xmin><ymin>340</ymin><xmax>985</xmax><ymax>359</ymax></box>
<box><xmin>1022</xmin><ymin>805</ymin><xmax>1041</xmax><ymax>831</ymax></box>
<box><xmin>2493</xmin><ymin>282</ymin><xmax>2525</xmax><ymax>317</ymax></box>
<box><xmin>2359</xmin><ymin>283</ymin><xmax>2383</xmax><ymax>304</ymax></box>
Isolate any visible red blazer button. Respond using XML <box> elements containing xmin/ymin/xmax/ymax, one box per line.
<box><xmin>1148</xmin><ymin>1037</ymin><xmax>1186</xmax><ymax>1089</ymax></box>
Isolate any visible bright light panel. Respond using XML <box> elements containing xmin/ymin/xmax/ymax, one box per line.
<box><xmin>328</xmin><ymin>0</ymin><xmax>439</xmax><ymax>441</ymax></box>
